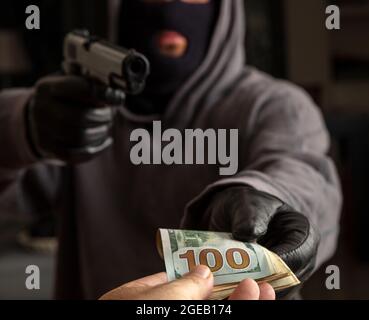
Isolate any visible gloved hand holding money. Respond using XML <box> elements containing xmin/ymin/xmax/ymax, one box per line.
<box><xmin>157</xmin><ymin>229</ymin><xmax>300</xmax><ymax>300</ymax></box>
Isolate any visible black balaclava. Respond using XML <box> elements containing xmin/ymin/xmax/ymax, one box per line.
<box><xmin>119</xmin><ymin>0</ymin><xmax>218</xmax><ymax>114</ymax></box>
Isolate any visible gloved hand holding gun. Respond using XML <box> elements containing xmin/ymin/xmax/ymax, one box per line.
<box><xmin>26</xmin><ymin>30</ymin><xmax>150</xmax><ymax>163</ymax></box>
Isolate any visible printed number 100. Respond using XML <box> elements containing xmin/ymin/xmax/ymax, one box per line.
<box><xmin>179</xmin><ymin>248</ymin><xmax>250</xmax><ymax>273</ymax></box>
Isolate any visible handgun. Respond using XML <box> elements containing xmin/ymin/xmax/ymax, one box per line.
<box><xmin>62</xmin><ymin>30</ymin><xmax>150</xmax><ymax>103</ymax></box>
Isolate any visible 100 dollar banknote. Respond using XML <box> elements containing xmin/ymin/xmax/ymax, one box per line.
<box><xmin>157</xmin><ymin>229</ymin><xmax>300</xmax><ymax>299</ymax></box>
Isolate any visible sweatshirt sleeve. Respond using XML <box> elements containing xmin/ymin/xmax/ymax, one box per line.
<box><xmin>0</xmin><ymin>88</ymin><xmax>45</xmax><ymax>221</ymax></box>
<box><xmin>183</xmin><ymin>83</ymin><xmax>342</xmax><ymax>269</ymax></box>
<box><xmin>0</xmin><ymin>88</ymin><xmax>37</xmax><ymax>169</ymax></box>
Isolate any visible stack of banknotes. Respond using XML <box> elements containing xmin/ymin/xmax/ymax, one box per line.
<box><xmin>157</xmin><ymin>229</ymin><xmax>300</xmax><ymax>300</ymax></box>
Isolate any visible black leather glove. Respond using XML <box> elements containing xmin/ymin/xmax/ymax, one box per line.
<box><xmin>182</xmin><ymin>186</ymin><xmax>320</xmax><ymax>291</ymax></box>
<box><xmin>26</xmin><ymin>75</ymin><xmax>121</xmax><ymax>163</ymax></box>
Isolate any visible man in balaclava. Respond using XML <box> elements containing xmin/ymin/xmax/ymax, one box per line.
<box><xmin>119</xmin><ymin>0</ymin><xmax>219</xmax><ymax>114</ymax></box>
<box><xmin>0</xmin><ymin>0</ymin><xmax>341</xmax><ymax>299</ymax></box>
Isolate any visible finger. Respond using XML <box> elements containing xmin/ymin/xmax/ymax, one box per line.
<box><xmin>94</xmin><ymin>85</ymin><xmax>126</xmax><ymax>106</ymax></box>
<box><xmin>259</xmin><ymin>211</ymin><xmax>319</xmax><ymax>280</ymax></box>
<box><xmin>82</xmin><ymin>136</ymin><xmax>113</xmax><ymax>155</ymax></box>
<box><xmin>231</xmin><ymin>206</ymin><xmax>269</xmax><ymax>242</ymax></box>
<box><xmin>124</xmin><ymin>272</ymin><xmax>168</xmax><ymax>288</ymax></box>
<box><xmin>99</xmin><ymin>272</ymin><xmax>168</xmax><ymax>300</ymax></box>
<box><xmin>228</xmin><ymin>278</ymin><xmax>260</xmax><ymax>300</ymax></box>
<box><xmin>52</xmin><ymin>137</ymin><xmax>113</xmax><ymax>163</ymax></box>
<box><xmin>231</xmin><ymin>189</ymin><xmax>280</xmax><ymax>242</ymax></box>
<box><xmin>83</xmin><ymin>107</ymin><xmax>114</xmax><ymax>125</ymax></box>
<box><xmin>207</xmin><ymin>187</ymin><xmax>279</xmax><ymax>242</ymax></box>
<box><xmin>258</xmin><ymin>282</ymin><xmax>276</xmax><ymax>300</ymax></box>
<box><xmin>260</xmin><ymin>211</ymin><xmax>309</xmax><ymax>254</ymax></box>
<box><xmin>144</xmin><ymin>265</ymin><xmax>214</xmax><ymax>300</ymax></box>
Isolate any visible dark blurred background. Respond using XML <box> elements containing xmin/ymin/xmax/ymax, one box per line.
<box><xmin>0</xmin><ymin>0</ymin><xmax>368</xmax><ymax>299</ymax></box>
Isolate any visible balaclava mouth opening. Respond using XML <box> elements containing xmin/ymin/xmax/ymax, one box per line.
<box><xmin>119</xmin><ymin>0</ymin><xmax>219</xmax><ymax>114</ymax></box>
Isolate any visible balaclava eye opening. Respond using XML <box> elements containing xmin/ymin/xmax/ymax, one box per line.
<box><xmin>119</xmin><ymin>0</ymin><xmax>219</xmax><ymax>114</ymax></box>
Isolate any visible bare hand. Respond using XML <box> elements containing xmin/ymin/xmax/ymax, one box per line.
<box><xmin>99</xmin><ymin>265</ymin><xmax>275</xmax><ymax>300</ymax></box>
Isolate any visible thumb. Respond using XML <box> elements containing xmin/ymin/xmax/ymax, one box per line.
<box><xmin>149</xmin><ymin>266</ymin><xmax>214</xmax><ymax>300</ymax></box>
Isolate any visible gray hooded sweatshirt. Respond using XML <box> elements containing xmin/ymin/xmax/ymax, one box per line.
<box><xmin>0</xmin><ymin>0</ymin><xmax>341</xmax><ymax>299</ymax></box>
